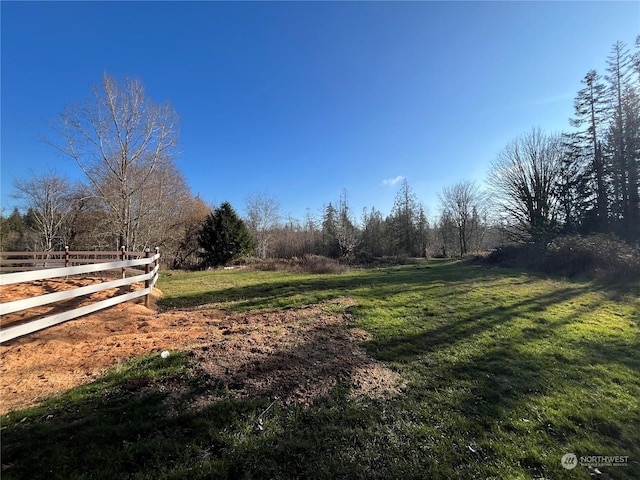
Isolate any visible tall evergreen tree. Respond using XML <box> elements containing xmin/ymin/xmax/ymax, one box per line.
<box><xmin>605</xmin><ymin>41</ymin><xmax>634</xmax><ymax>226</ymax></box>
<box><xmin>416</xmin><ymin>205</ymin><xmax>430</xmax><ymax>258</ymax></box>
<box><xmin>321</xmin><ymin>203</ymin><xmax>340</xmax><ymax>258</ymax></box>
<box><xmin>1</xmin><ymin>208</ymin><xmax>26</xmax><ymax>251</ymax></box>
<box><xmin>359</xmin><ymin>207</ymin><xmax>386</xmax><ymax>258</ymax></box>
<box><xmin>197</xmin><ymin>202</ymin><xmax>254</xmax><ymax>268</ymax></box>
<box><xmin>621</xmin><ymin>83</ymin><xmax>640</xmax><ymax>238</ymax></box>
<box><xmin>335</xmin><ymin>189</ymin><xmax>359</xmax><ymax>257</ymax></box>
<box><xmin>570</xmin><ymin>70</ymin><xmax>609</xmax><ymax>231</ymax></box>
<box><xmin>557</xmin><ymin>133</ymin><xmax>593</xmax><ymax>233</ymax></box>
<box><xmin>388</xmin><ymin>179</ymin><xmax>420</xmax><ymax>256</ymax></box>
<box><xmin>436</xmin><ymin>210</ymin><xmax>457</xmax><ymax>257</ymax></box>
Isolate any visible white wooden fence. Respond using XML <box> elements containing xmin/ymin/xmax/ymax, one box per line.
<box><xmin>0</xmin><ymin>248</ymin><xmax>160</xmax><ymax>344</ymax></box>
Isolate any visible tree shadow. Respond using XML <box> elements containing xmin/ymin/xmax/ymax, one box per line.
<box><xmin>158</xmin><ymin>262</ymin><xmax>523</xmax><ymax>312</ymax></box>
<box><xmin>4</xmin><ymin>262</ymin><xmax>638</xmax><ymax>479</ymax></box>
<box><xmin>1</xmin><ymin>303</ymin><xmax>407</xmax><ymax>480</ymax></box>
<box><xmin>359</xmin><ymin>277</ymin><xmax>640</xmax><ymax>479</ymax></box>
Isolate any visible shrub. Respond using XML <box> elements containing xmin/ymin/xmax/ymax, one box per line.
<box><xmin>541</xmin><ymin>234</ymin><xmax>640</xmax><ymax>281</ymax></box>
<box><xmin>298</xmin><ymin>255</ymin><xmax>347</xmax><ymax>274</ymax></box>
<box><xmin>484</xmin><ymin>243</ymin><xmax>545</xmax><ymax>270</ymax></box>
<box><xmin>484</xmin><ymin>234</ymin><xmax>640</xmax><ymax>282</ymax></box>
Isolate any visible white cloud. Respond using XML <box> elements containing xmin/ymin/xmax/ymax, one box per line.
<box><xmin>381</xmin><ymin>175</ymin><xmax>405</xmax><ymax>187</ymax></box>
<box><xmin>523</xmin><ymin>92</ymin><xmax>574</xmax><ymax>107</ymax></box>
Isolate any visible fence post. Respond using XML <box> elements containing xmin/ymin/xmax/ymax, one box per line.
<box><xmin>64</xmin><ymin>246</ymin><xmax>70</xmax><ymax>268</ymax></box>
<box><xmin>144</xmin><ymin>248</ymin><xmax>151</xmax><ymax>307</ymax></box>
<box><xmin>121</xmin><ymin>246</ymin><xmax>126</xmax><ymax>279</ymax></box>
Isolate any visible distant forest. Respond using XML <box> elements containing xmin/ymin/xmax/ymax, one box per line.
<box><xmin>2</xmin><ymin>36</ymin><xmax>639</xmax><ymax>269</ymax></box>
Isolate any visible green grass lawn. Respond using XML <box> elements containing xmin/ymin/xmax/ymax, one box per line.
<box><xmin>2</xmin><ymin>260</ymin><xmax>639</xmax><ymax>479</ymax></box>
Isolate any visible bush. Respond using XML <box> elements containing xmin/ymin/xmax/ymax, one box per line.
<box><xmin>484</xmin><ymin>243</ymin><xmax>546</xmax><ymax>270</ymax></box>
<box><xmin>541</xmin><ymin>234</ymin><xmax>640</xmax><ymax>281</ymax></box>
<box><xmin>352</xmin><ymin>253</ymin><xmax>423</xmax><ymax>267</ymax></box>
<box><xmin>484</xmin><ymin>234</ymin><xmax>640</xmax><ymax>282</ymax></box>
<box><xmin>298</xmin><ymin>255</ymin><xmax>348</xmax><ymax>274</ymax></box>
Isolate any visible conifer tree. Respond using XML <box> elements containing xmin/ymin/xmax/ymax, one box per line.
<box><xmin>198</xmin><ymin>202</ymin><xmax>254</xmax><ymax>267</ymax></box>
<box><xmin>605</xmin><ymin>41</ymin><xmax>633</xmax><ymax>225</ymax></box>
<box><xmin>321</xmin><ymin>203</ymin><xmax>340</xmax><ymax>258</ymax></box>
<box><xmin>570</xmin><ymin>70</ymin><xmax>609</xmax><ymax>231</ymax></box>
<box><xmin>388</xmin><ymin>179</ymin><xmax>420</xmax><ymax>256</ymax></box>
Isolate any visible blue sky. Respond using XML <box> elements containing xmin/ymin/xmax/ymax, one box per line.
<box><xmin>2</xmin><ymin>1</ymin><xmax>638</xmax><ymax>222</ymax></box>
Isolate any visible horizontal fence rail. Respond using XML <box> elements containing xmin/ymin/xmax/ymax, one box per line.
<box><xmin>0</xmin><ymin>256</ymin><xmax>156</xmax><ymax>286</ymax></box>
<box><xmin>0</xmin><ymin>249</ymin><xmax>159</xmax><ymax>344</ymax></box>
<box><xmin>0</xmin><ymin>248</ymin><xmax>148</xmax><ymax>273</ymax></box>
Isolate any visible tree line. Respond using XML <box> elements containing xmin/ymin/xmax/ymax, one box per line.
<box><xmin>2</xmin><ymin>36</ymin><xmax>638</xmax><ymax>268</ymax></box>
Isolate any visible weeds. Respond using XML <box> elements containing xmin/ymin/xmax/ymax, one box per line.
<box><xmin>251</xmin><ymin>254</ymin><xmax>349</xmax><ymax>274</ymax></box>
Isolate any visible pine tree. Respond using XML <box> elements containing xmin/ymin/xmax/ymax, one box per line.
<box><xmin>197</xmin><ymin>202</ymin><xmax>254</xmax><ymax>267</ymax></box>
<box><xmin>622</xmin><ymin>83</ymin><xmax>640</xmax><ymax>238</ymax></box>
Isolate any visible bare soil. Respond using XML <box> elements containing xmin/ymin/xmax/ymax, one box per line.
<box><xmin>0</xmin><ymin>278</ymin><xmax>401</xmax><ymax>415</ymax></box>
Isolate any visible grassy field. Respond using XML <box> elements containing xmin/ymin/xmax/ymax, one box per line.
<box><xmin>2</xmin><ymin>260</ymin><xmax>639</xmax><ymax>479</ymax></box>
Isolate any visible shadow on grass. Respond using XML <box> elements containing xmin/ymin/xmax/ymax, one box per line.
<box><xmin>359</xmin><ymin>274</ymin><xmax>640</xmax><ymax>479</ymax></box>
<box><xmin>158</xmin><ymin>261</ymin><xmax>526</xmax><ymax>312</ymax></box>
<box><xmin>361</xmin><ymin>285</ymin><xmax>589</xmax><ymax>362</ymax></box>
<box><xmin>4</xmin><ymin>261</ymin><xmax>638</xmax><ymax>480</ymax></box>
<box><xmin>1</xmin><ymin>323</ymin><xmax>453</xmax><ymax>480</ymax></box>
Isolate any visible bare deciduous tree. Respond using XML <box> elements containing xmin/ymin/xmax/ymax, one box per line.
<box><xmin>46</xmin><ymin>72</ymin><xmax>180</xmax><ymax>250</ymax></box>
<box><xmin>488</xmin><ymin>128</ymin><xmax>564</xmax><ymax>241</ymax></box>
<box><xmin>245</xmin><ymin>191</ymin><xmax>281</xmax><ymax>258</ymax></box>
<box><xmin>11</xmin><ymin>170</ymin><xmax>73</xmax><ymax>251</ymax></box>
<box><xmin>439</xmin><ymin>180</ymin><xmax>487</xmax><ymax>256</ymax></box>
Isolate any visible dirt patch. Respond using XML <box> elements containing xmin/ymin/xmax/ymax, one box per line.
<box><xmin>0</xmin><ymin>280</ymin><xmax>402</xmax><ymax>415</ymax></box>
<box><xmin>187</xmin><ymin>297</ymin><xmax>403</xmax><ymax>408</ymax></box>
